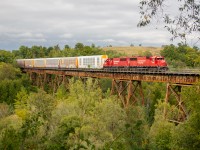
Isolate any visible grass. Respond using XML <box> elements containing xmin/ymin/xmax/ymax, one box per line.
<box><xmin>102</xmin><ymin>46</ymin><xmax>163</xmax><ymax>56</ymax></box>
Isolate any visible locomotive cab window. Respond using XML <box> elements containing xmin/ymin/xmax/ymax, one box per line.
<box><xmin>156</xmin><ymin>58</ymin><xmax>164</xmax><ymax>60</ymax></box>
<box><xmin>130</xmin><ymin>58</ymin><xmax>137</xmax><ymax>61</ymax></box>
<box><xmin>120</xmin><ymin>58</ymin><xmax>126</xmax><ymax>61</ymax></box>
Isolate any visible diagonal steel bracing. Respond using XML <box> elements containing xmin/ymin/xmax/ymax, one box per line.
<box><xmin>164</xmin><ymin>83</ymin><xmax>188</xmax><ymax>122</ymax></box>
<box><xmin>111</xmin><ymin>79</ymin><xmax>144</xmax><ymax>107</ymax></box>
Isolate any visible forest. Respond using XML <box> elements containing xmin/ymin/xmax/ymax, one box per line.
<box><xmin>0</xmin><ymin>43</ymin><xmax>200</xmax><ymax>149</ymax></box>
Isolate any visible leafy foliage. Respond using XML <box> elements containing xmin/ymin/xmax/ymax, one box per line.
<box><xmin>1</xmin><ymin>43</ymin><xmax>200</xmax><ymax>149</ymax></box>
<box><xmin>0</xmin><ymin>50</ymin><xmax>14</xmax><ymax>63</ymax></box>
<box><xmin>170</xmin><ymin>85</ymin><xmax>200</xmax><ymax>149</ymax></box>
<box><xmin>0</xmin><ymin>62</ymin><xmax>32</xmax><ymax>105</ymax></box>
<box><xmin>161</xmin><ymin>44</ymin><xmax>200</xmax><ymax>68</ymax></box>
<box><xmin>138</xmin><ymin>0</ymin><xmax>200</xmax><ymax>43</ymax></box>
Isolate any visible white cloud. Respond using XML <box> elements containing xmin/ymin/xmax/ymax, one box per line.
<box><xmin>60</xmin><ymin>33</ymin><xmax>73</xmax><ymax>39</ymax></box>
<box><xmin>0</xmin><ymin>0</ymin><xmax>197</xmax><ymax>50</ymax></box>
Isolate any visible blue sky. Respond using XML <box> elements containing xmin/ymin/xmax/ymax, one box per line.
<box><xmin>0</xmin><ymin>0</ymin><xmax>198</xmax><ymax>50</ymax></box>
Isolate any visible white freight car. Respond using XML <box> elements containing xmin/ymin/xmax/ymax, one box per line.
<box><xmin>16</xmin><ymin>59</ymin><xmax>34</xmax><ymax>68</ymax></box>
<box><xmin>46</xmin><ymin>58</ymin><xmax>60</xmax><ymax>68</ymax></box>
<box><xmin>25</xmin><ymin>59</ymin><xmax>34</xmax><ymax>68</ymax></box>
<box><xmin>17</xmin><ymin>55</ymin><xmax>108</xmax><ymax>69</ymax></box>
<box><xmin>16</xmin><ymin>59</ymin><xmax>25</xmax><ymax>68</ymax></box>
<box><xmin>60</xmin><ymin>57</ymin><xmax>77</xmax><ymax>68</ymax></box>
<box><xmin>34</xmin><ymin>58</ymin><xmax>46</xmax><ymax>68</ymax></box>
<box><xmin>78</xmin><ymin>55</ymin><xmax>108</xmax><ymax>68</ymax></box>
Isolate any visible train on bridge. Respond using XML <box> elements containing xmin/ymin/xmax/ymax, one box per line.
<box><xmin>17</xmin><ymin>55</ymin><xmax>168</xmax><ymax>71</ymax></box>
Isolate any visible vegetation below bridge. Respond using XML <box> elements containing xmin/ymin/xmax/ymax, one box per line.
<box><xmin>0</xmin><ymin>43</ymin><xmax>200</xmax><ymax>149</ymax></box>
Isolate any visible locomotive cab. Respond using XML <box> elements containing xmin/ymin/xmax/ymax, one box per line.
<box><xmin>155</xmin><ymin>56</ymin><xmax>168</xmax><ymax>71</ymax></box>
<box><xmin>155</xmin><ymin>57</ymin><xmax>167</xmax><ymax>66</ymax></box>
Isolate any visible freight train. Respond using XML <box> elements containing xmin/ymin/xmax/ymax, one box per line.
<box><xmin>16</xmin><ymin>55</ymin><xmax>168</xmax><ymax>71</ymax></box>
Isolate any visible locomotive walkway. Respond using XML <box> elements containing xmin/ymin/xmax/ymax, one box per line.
<box><xmin>22</xmin><ymin>68</ymin><xmax>200</xmax><ymax>122</ymax></box>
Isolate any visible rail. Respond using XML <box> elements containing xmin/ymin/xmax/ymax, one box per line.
<box><xmin>23</xmin><ymin>67</ymin><xmax>200</xmax><ymax>76</ymax></box>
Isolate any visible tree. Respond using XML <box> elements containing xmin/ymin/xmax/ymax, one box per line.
<box><xmin>143</xmin><ymin>50</ymin><xmax>153</xmax><ymax>57</ymax></box>
<box><xmin>75</xmin><ymin>43</ymin><xmax>84</xmax><ymax>50</ymax></box>
<box><xmin>123</xmin><ymin>106</ymin><xmax>149</xmax><ymax>149</ymax></box>
<box><xmin>130</xmin><ymin>44</ymin><xmax>134</xmax><ymax>47</ymax></box>
<box><xmin>91</xmin><ymin>43</ymin><xmax>95</xmax><ymax>48</ymax></box>
<box><xmin>54</xmin><ymin>44</ymin><xmax>60</xmax><ymax>51</ymax></box>
<box><xmin>18</xmin><ymin>90</ymin><xmax>56</xmax><ymax>149</ymax></box>
<box><xmin>14</xmin><ymin>87</ymin><xmax>29</xmax><ymax>119</ymax></box>
<box><xmin>148</xmin><ymin>101</ymin><xmax>177</xmax><ymax>149</ymax></box>
<box><xmin>0</xmin><ymin>50</ymin><xmax>14</xmax><ymax>63</ymax></box>
<box><xmin>18</xmin><ymin>46</ymin><xmax>30</xmax><ymax>58</ymax></box>
<box><xmin>47</xmin><ymin>78</ymin><xmax>129</xmax><ymax>149</ymax></box>
<box><xmin>160</xmin><ymin>44</ymin><xmax>200</xmax><ymax>67</ymax></box>
<box><xmin>138</xmin><ymin>0</ymin><xmax>200</xmax><ymax>43</ymax></box>
<box><xmin>64</xmin><ymin>44</ymin><xmax>70</xmax><ymax>49</ymax></box>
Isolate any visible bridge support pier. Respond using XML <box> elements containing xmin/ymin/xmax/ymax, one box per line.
<box><xmin>164</xmin><ymin>83</ymin><xmax>187</xmax><ymax>122</ymax></box>
<box><xmin>111</xmin><ymin>79</ymin><xmax>144</xmax><ymax>107</ymax></box>
<box><xmin>28</xmin><ymin>72</ymin><xmax>71</xmax><ymax>93</ymax></box>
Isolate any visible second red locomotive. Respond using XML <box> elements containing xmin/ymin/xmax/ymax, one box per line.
<box><xmin>103</xmin><ymin>56</ymin><xmax>168</xmax><ymax>71</ymax></box>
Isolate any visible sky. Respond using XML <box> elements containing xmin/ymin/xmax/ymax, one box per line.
<box><xmin>0</xmin><ymin>0</ymin><xmax>197</xmax><ymax>50</ymax></box>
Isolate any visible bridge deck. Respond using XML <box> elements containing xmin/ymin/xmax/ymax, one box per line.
<box><xmin>23</xmin><ymin>68</ymin><xmax>200</xmax><ymax>85</ymax></box>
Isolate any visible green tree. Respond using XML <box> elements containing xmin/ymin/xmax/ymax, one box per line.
<box><xmin>17</xmin><ymin>90</ymin><xmax>56</xmax><ymax>149</ymax></box>
<box><xmin>47</xmin><ymin>78</ymin><xmax>128</xmax><ymax>149</ymax></box>
<box><xmin>75</xmin><ymin>42</ymin><xmax>84</xmax><ymax>50</ymax></box>
<box><xmin>0</xmin><ymin>50</ymin><xmax>14</xmax><ymax>63</ymax></box>
<box><xmin>0</xmin><ymin>63</ymin><xmax>32</xmax><ymax>105</ymax></box>
<box><xmin>54</xmin><ymin>44</ymin><xmax>60</xmax><ymax>51</ymax></box>
<box><xmin>148</xmin><ymin>102</ymin><xmax>176</xmax><ymax>149</ymax></box>
<box><xmin>123</xmin><ymin>106</ymin><xmax>149</xmax><ymax>149</ymax></box>
<box><xmin>18</xmin><ymin>46</ymin><xmax>31</xmax><ymax>58</ymax></box>
<box><xmin>0</xmin><ymin>62</ymin><xmax>21</xmax><ymax>81</ymax></box>
<box><xmin>0</xmin><ymin>104</ymin><xmax>22</xmax><ymax>150</ymax></box>
<box><xmin>161</xmin><ymin>44</ymin><xmax>200</xmax><ymax>68</ymax></box>
<box><xmin>64</xmin><ymin>44</ymin><xmax>70</xmax><ymax>49</ymax></box>
<box><xmin>14</xmin><ymin>87</ymin><xmax>29</xmax><ymax>119</ymax></box>
<box><xmin>170</xmin><ymin>85</ymin><xmax>200</xmax><ymax>149</ymax></box>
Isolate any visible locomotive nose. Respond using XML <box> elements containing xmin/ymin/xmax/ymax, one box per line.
<box><xmin>162</xmin><ymin>61</ymin><xmax>168</xmax><ymax>66</ymax></box>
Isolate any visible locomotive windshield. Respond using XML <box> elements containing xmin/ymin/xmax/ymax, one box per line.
<box><xmin>130</xmin><ymin>58</ymin><xmax>137</xmax><ymax>61</ymax></box>
<box><xmin>120</xmin><ymin>58</ymin><xmax>126</xmax><ymax>61</ymax></box>
<box><xmin>156</xmin><ymin>58</ymin><xmax>164</xmax><ymax>60</ymax></box>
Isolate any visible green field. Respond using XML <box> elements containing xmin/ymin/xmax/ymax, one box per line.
<box><xmin>102</xmin><ymin>46</ymin><xmax>163</xmax><ymax>56</ymax></box>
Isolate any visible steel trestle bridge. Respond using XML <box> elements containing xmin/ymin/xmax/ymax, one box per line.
<box><xmin>22</xmin><ymin>68</ymin><xmax>200</xmax><ymax>122</ymax></box>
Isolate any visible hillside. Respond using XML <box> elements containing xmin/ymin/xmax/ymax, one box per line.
<box><xmin>102</xmin><ymin>46</ymin><xmax>163</xmax><ymax>56</ymax></box>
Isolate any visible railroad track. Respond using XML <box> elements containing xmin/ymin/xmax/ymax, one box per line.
<box><xmin>22</xmin><ymin>67</ymin><xmax>200</xmax><ymax>76</ymax></box>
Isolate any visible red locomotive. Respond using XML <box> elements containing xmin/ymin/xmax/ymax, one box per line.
<box><xmin>103</xmin><ymin>56</ymin><xmax>168</xmax><ymax>71</ymax></box>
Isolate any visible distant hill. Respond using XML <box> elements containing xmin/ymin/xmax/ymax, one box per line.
<box><xmin>102</xmin><ymin>46</ymin><xmax>163</xmax><ymax>56</ymax></box>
